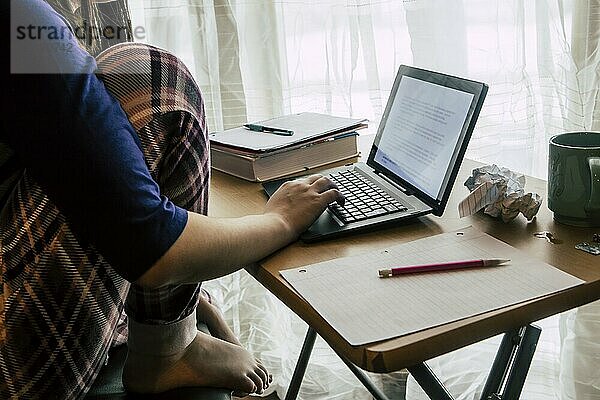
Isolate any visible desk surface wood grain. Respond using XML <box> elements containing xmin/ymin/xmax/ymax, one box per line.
<box><xmin>208</xmin><ymin>152</ymin><xmax>599</xmax><ymax>373</ymax></box>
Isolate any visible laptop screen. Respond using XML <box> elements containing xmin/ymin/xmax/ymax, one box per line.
<box><xmin>367</xmin><ymin>65</ymin><xmax>487</xmax><ymax>216</ymax></box>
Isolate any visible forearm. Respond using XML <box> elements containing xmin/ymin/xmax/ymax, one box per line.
<box><xmin>136</xmin><ymin>174</ymin><xmax>344</xmax><ymax>288</ymax></box>
<box><xmin>136</xmin><ymin>211</ymin><xmax>295</xmax><ymax>287</ymax></box>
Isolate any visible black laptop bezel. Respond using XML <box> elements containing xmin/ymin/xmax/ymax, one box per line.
<box><xmin>366</xmin><ymin>65</ymin><xmax>488</xmax><ymax>216</ymax></box>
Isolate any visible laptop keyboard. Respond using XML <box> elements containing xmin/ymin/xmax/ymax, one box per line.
<box><xmin>327</xmin><ymin>169</ymin><xmax>408</xmax><ymax>224</ymax></box>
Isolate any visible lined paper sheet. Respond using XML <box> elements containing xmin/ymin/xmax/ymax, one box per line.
<box><xmin>280</xmin><ymin>227</ymin><xmax>583</xmax><ymax>346</ymax></box>
<box><xmin>458</xmin><ymin>181</ymin><xmax>499</xmax><ymax>217</ymax></box>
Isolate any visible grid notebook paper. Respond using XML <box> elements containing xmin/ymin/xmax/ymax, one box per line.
<box><xmin>280</xmin><ymin>227</ymin><xmax>583</xmax><ymax>346</ymax></box>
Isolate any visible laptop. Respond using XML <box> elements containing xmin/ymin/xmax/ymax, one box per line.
<box><xmin>263</xmin><ymin>65</ymin><xmax>488</xmax><ymax>242</ymax></box>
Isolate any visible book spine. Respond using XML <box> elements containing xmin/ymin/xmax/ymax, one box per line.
<box><xmin>210</xmin><ymin>148</ymin><xmax>257</xmax><ymax>181</ymax></box>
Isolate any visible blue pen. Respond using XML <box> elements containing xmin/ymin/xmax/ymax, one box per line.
<box><xmin>243</xmin><ymin>123</ymin><xmax>294</xmax><ymax>136</ymax></box>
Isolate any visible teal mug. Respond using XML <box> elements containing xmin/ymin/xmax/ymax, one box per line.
<box><xmin>548</xmin><ymin>132</ymin><xmax>600</xmax><ymax>227</ymax></box>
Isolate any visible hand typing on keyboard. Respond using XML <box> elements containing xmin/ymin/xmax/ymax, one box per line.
<box><xmin>265</xmin><ymin>174</ymin><xmax>345</xmax><ymax>238</ymax></box>
<box><xmin>327</xmin><ymin>170</ymin><xmax>407</xmax><ymax>224</ymax></box>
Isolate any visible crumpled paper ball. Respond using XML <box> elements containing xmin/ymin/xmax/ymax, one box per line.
<box><xmin>459</xmin><ymin>164</ymin><xmax>542</xmax><ymax>222</ymax></box>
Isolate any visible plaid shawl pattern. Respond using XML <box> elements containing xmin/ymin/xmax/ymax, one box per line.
<box><xmin>0</xmin><ymin>43</ymin><xmax>209</xmax><ymax>399</ymax></box>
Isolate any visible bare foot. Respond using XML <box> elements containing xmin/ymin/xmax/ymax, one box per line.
<box><xmin>196</xmin><ymin>296</ymin><xmax>272</xmax><ymax>396</ymax></box>
<box><xmin>123</xmin><ymin>331</ymin><xmax>270</xmax><ymax>395</ymax></box>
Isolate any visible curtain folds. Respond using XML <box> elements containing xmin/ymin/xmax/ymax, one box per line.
<box><xmin>128</xmin><ymin>1</ymin><xmax>600</xmax><ymax>398</ymax></box>
<box><xmin>130</xmin><ymin>0</ymin><xmax>600</xmax><ymax>178</ymax></box>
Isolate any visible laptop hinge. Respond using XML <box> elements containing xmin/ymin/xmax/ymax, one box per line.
<box><xmin>374</xmin><ymin>170</ymin><xmax>415</xmax><ymax>196</ymax></box>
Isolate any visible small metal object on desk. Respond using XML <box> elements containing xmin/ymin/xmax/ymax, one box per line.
<box><xmin>534</xmin><ymin>231</ymin><xmax>561</xmax><ymax>244</ymax></box>
<box><xmin>575</xmin><ymin>242</ymin><xmax>600</xmax><ymax>256</ymax></box>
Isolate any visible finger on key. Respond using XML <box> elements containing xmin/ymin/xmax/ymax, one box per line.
<box><xmin>311</xmin><ymin>176</ymin><xmax>339</xmax><ymax>193</ymax></box>
<box><xmin>302</xmin><ymin>174</ymin><xmax>324</xmax><ymax>185</ymax></box>
<box><xmin>321</xmin><ymin>188</ymin><xmax>345</xmax><ymax>206</ymax></box>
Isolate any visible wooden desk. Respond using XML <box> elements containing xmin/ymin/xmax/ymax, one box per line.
<box><xmin>209</xmin><ymin>158</ymin><xmax>600</xmax><ymax>397</ymax></box>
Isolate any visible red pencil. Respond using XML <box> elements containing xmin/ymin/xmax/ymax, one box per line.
<box><xmin>377</xmin><ymin>258</ymin><xmax>510</xmax><ymax>278</ymax></box>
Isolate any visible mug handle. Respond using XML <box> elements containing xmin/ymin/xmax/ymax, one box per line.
<box><xmin>587</xmin><ymin>157</ymin><xmax>600</xmax><ymax>214</ymax></box>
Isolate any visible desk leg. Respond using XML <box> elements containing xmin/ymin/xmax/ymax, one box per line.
<box><xmin>286</xmin><ymin>325</ymin><xmax>538</xmax><ymax>400</ymax></box>
<box><xmin>406</xmin><ymin>324</ymin><xmax>541</xmax><ymax>400</ymax></box>
<box><xmin>285</xmin><ymin>327</ymin><xmax>317</xmax><ymax>400</ymax></box>
<box><xmin>286</xmin><ymin>327</ymin><xmax>391</xmax><ymax>400</ymax></box>
<box><xmin>481</xmin><ymin>324</ymin><xmax>542</xmax><ymax>400</ymax></box>
<box><xmin>480</xmin><ymin>328</ymin><xmax>520</xmax><ymax>398</ymax></box>
<box><xmin>338</xmin><ymin>354</ymin><xmax>391</xmax><ymax>400</ymax></box>
<box><xmin>407</xmin><ymin>363</ymin><xmax>455</xmax><ymax>400</ymax></box>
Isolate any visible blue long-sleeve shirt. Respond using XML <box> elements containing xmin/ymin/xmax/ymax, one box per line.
<box><xmin>1</xmin><ymin>0</ymin><xmax>188</xmax><ymax>282</ymax></box>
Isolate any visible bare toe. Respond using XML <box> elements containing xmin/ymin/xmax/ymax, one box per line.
<box><xmin>255</xmin><ymin>365</ymin><xmax>268</xmax><ymax>389</ymax></box>
<box><xmin>257</xmin><ymin>362</ymin><xmax>270</xmax><ymax>387</ymax></box>
<box><xmin>249</xmin><ymin>370</ymin><xmax>265</xmax><ymax>394</ymax></box>
<box><xmin>237</xmin><ymin>376</ymin><xmax>256</xmax><ymax>395</ymax></box>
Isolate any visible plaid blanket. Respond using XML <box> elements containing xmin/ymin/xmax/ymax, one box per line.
<box><xmin>0</xmin><ymin>43</ymin><xmax>209</xmax><ymax>399</ymax></box>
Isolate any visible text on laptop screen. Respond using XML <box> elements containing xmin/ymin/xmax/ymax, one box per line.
<box><xmin>373</xmin><ymin>76</ymin><xmax>474</xmax><ymax>200</ymax></box>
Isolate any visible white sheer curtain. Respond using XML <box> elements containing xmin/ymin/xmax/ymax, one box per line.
<box><xmin>128</xmin><ymin>1</ymin><xmax>600</xmax><ymax>398</ymax></box>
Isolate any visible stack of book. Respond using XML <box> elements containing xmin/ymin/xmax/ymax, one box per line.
<box><xmin>209</xmin><ymin>112</ymin><xmax>367</xmax><ymax>182</ymax></box>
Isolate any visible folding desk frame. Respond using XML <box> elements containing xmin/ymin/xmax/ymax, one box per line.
<box><xmin>285</xmin><ymin>324</ymin><xmax>541</xmax><ymax>400</ymax></box>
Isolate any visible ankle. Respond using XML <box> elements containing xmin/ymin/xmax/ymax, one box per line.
<box><xmin>127</xmin><ymin>312</ymin><xmax>197</xmax><ymax>357</ymax></box>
